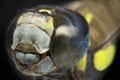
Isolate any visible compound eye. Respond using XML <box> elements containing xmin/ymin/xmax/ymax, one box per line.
<box><xmin>50</xmin><ymin>11</ymin><xmax>89</xmax><ymax>68</ymax></box>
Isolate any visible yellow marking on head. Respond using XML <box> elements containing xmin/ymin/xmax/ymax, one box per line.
<box><xmin>46</xmin><ymin>17</ymin><xmax>54</xmax><ymax>29</ymax></box>
<box><xmin>38</xmin><ymin>9</ymin><xmax>52</xmax><ymax>15</ymax></box>
<box><xmin>76</xmin><ymin>54</ymin><xmax>87</xmax><ymax>71</ymax></box>
<box><xmin>94</xmin><ymin>44</ymin><xmax>116</xmax><ymax>71</ymax></box>
<box><xmin>19</xmin><ymin>15</ymin><xmax>24</xmax><ymax>20</ymax></box>
<box><xmin>38</xmin><ymin>9</ymin><xmax>53</xmax><ymax>29</ymax></box>
<box><xmin>85</xmin><ymin>13</ymin><xmax>93</xmax><ymax>24</ymax></box>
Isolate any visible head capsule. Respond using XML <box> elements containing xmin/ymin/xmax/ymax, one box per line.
<box><xmin>6</xmin><ymin>5</ymin><xmax>89</xmax><ymax>77</ymax></box>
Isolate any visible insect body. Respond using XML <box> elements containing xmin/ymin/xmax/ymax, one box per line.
<box><xmin>6</xmin><ymin>5</ymin><xmax>89</xmax><ymax>80</ymax></box>
<box><xmin>6</xmin><ymin>1</ymin><xmax>120</xmax><ymax>80</ymax></box>
<box><xmin>66</xmin><ymin>1</ymin><xmax>120</xmax><ymax>80</ymax></box>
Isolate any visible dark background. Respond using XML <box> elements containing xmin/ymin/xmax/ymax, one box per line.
<box><xmin>0</xmin><ymin>0</ymin><xmax>119</xmax><ymax>80</ymax></box>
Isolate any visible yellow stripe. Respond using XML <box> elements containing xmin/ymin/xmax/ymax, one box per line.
<box><xmin>94</xmin><ymin>44</ymin><xmax>116</xmax><ymax>71</ymax></box>
<box><xmin>38</xmin><ymin>9</ymin><xmax>52</xmax><ymax>14</ymax></box>
<box><xmin>76</xmin><ymin>54</ymin><xmax>87</xmax><ymax>71</ymax></box>
<box><xmin>85</xmin><ymin>13</ymin><xmax>93</xmax><ymax>24</ymax></box>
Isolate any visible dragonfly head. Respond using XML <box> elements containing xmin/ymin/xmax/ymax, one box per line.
<box><xmin>6</xmin><ymin>6</ymin><xmax>89</xmax><ymax>77</ymax></box>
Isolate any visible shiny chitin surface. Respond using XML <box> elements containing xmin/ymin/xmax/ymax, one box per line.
<box><xmin>6</xmin><ymin>5</ymin><xmax>89</xmax><ymax>80</ymax></box>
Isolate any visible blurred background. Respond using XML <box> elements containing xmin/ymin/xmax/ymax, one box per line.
<box><xmin>0</xmin><ymin>0</ymin><xmax>120</xmax><ymax>80</ymax></box>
